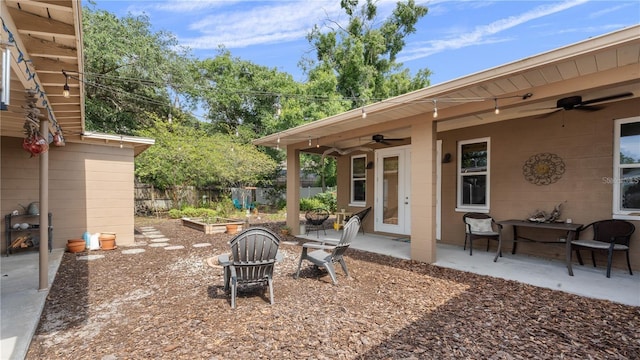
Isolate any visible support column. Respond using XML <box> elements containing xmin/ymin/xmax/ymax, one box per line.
<box><xmin>39</xmin><ymin>118</ymin><xmax>49</xmax><ymax>291</ymax></box>
<box><xmin>286</xmin><ymin>146</ymin><xmax>301</xmax><ymax>234</ymax></box>
<box><xmin>410</xmin><ymin>120</ymin><xmax>437</xmax><ymax>262</ymax></box>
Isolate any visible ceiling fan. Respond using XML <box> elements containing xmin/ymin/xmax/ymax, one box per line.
<box><xmin>543</xmin><ymin>92</ymin><xmax>633</xmax><ymax>115</ymax></box>
<box><xmin>369</xmin><ymin>134</ymin><xmax>405</xmax><ymax>145</ymax></box>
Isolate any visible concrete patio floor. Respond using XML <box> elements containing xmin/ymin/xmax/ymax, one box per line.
<box><xmin>298</xmin><ymin>228</ymin><xmax>640</xmax><ymax>307</ymax></box>
<box><xmin>2</xmin><ymin>233</ymin><xmax>638</xmax><ymax>360</ymax></box>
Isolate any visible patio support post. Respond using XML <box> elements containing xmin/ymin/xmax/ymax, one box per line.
<box><xmin>38</xmin><ymin>117</ymin><xmax>49</xmax><ymax>291</ymax></box>
<box><xmin>286</xmin><ymin>146</ymin><xmax>301</xmax><ymax>234</ymax></box>
<box><xmin>410</xmin><ymin>120</ymin><xmax>437</xmax><ymax>262</ymax></box>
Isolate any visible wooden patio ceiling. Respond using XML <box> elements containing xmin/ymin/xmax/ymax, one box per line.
<box><xmin>1</xmin><ymin>0</ymin><xmax>84</xmax><ymax>142</ymax></box>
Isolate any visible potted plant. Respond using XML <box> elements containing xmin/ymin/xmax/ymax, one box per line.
<box><xmin>280</xmin><ymin>225</ymin><xmax>291</xmax><ymax>236</ymax></box>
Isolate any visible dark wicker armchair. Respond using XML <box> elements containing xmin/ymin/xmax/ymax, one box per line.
<box><xmin>305</xmin><ymin>208</ymin><xmax>330</xmax><ymax>237</ymax></box>
<box><xmin>571</xmin><ymin>219</ymin><xmax>635</xmax><ymax>278</ymax></box>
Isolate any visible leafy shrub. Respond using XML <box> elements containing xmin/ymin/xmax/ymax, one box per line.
<box><xmin>169</xmin><ymin>206</ymin><xmax>219</xmax><ymax>219</ymax></box>
<box><xmin>213</xmin><ymin>197</ymin><xmax>235</xmax><ymax>217</ymax></box>
<box><xmin>314</xmin><ymin>190</ymin><xmax>337</xmax><ymax>212</ymax></box>
<box><xmin>168</xmin><ymin>209</ymin><xmax>183</xmax><ymax>219</ymax></box>
<box><xmin>300</xmin><ymin>197</ymin><xmax>326</xmax><ymax>211</ymax></box>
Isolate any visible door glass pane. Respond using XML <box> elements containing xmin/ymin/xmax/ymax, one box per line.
<box><xmin>621</xmin><ymin>168</ymin><xmax>640</xmax><ymax>210</ymax></box>
<box><xmin>620</xmin><ymin>122</ymin><xmax>640</xmax><ymax>165</ymax></box>
<box><xmin>383</xmin><ymin>156</ymin><xmax>399</xmax><ymax>225</ymax></box>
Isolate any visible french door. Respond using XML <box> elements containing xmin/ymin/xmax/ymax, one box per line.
<box><xmin>374</xmin><ymin>146</ymin><xmax>411</xmax><ymax>235</ymax></box>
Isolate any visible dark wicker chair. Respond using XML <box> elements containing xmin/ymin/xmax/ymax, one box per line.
<box><xmin>462</xmin><ymin>212</ymin><xmax>502</xmax><ymax>261</ymax></box>
<box><xmin>305</xmin><ymin>208</ymin><xmax>330</xmax><ymax>237</ymax></box>
<box><xmin>572</xmin><ymin>219</ymin><xmax>635</xmax><ymax>278</ymax></box>
<box><xmin>217</xmin><ymin>227</ymin><xmax>281</xmax><ymax>308</ymax></box>
<box><xmin>347</xmin><ymin>207</ymin><xmax>371</xmax><ymax>234</ymax></box>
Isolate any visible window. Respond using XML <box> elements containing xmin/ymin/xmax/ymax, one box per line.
<box><xmin>351</xmin><ymin>155</ymin><xmax>366</xmax><ymax>205</ymax></box>
<box><xmin>613</xmin><ymin>117</ymin><xmax>640</xmax><ymax>218</ymax></box>
<box><xmin>457</xmin><ymin>138</ymin><xmax>490</xmax><ymax>212</ymax></box>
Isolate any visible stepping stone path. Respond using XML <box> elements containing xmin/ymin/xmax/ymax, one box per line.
<box><xmin>121</xmin><ymin>249</ymin><xmax>146</xmax><ymax>255</ymax></box>
<box><xmin>77</xmin><ymin>254</ymin><xmax>105</xmax><ymax>261</ymax></box>
<box><xmin>145</xmin><ymin>234</ymin><xmax>166</xmax><ymax>239</ymax></box>
<box><xmin>116</xmin><ymin>226</ymin><xmax>174</xmax><ymax>252</ymax></box>
<box><xmin>75</xmin><ymin>226</ymin><xmax>218</xmax><ymax>266</ymax></box>
<box><xmin>193</xmin><ymin>243</ymin><xmax>212</xmax><ymax>248</ymax></box>
<box><xmin>149</xmin><ymin>243</ymin><xmax>169</xmax><ymax>248</ymax></box>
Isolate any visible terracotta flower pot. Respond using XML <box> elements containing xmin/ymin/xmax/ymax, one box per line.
<box><xmin>67</xmin><ymin>239</ymin><xmax>86</xmax><ymax>253</ymax></box>
<box><xmin>99</xmin><ymin>233</ymin><xmax>117</xmax><ymax>250</ymax></box>
<box><xmin>226</xmin><ymin>224</ymin><xmax>239</xmax><ymax>235</ymax></box>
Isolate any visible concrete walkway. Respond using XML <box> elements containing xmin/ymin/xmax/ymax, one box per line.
<box><xmin>1</xmin><ymin>249</ymin><xmax>63</xmax><ymax>360</ymax></box>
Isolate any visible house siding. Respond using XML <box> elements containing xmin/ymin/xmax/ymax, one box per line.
<box><xmin>439</xmin><ymin>98</ymin><xmax>640</xmax><ymax>268</ymax></box>
<box><xmin>1</xmin><ymin>137</ymin><xmax>136</xmax><ymax>252</ymax></box>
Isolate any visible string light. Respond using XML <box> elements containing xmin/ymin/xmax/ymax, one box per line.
<box><xmin>119</xmin><ymin>135</ymin><xmax>123</xmax><ymax>148</ymax></box>
<box><xmin>59</xmin><ymin>66</ymin><xmax>534</xmax><ymax>128</ymax></box>
<box><xmin>316</xmin><ymin>138</ymin><xmax>320</xmax><ymax>148</ymax></box>
<box><xmin>62</xmin><ymin>71</ymin><xmax>70</xmax><ymax>98</ymax></box>
<box><xmin>308</xmin><ymin>137</ymin><xmax>312</xmax><ymax>146</ymax></box>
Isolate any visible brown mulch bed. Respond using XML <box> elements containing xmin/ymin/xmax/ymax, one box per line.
<box><xmin>27</xmin><ymin>217</ymin><xmax>640</xmax><ymax>359</ymax></box>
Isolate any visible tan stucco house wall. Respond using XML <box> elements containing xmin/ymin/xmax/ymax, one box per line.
<box><xmin>1</xmin><ymin>136</ymin><xmax>138</xmax><ymax>252</ymax></box>
<box><xmin>437</xmin><ymin>98</ymin><xmax>640</xmax><ymax>267</ymax></box>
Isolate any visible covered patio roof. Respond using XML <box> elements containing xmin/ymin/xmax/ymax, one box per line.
<box><xmin>254</xmin><ymin>25</ymin><xmax>639</xmax><ymax>151</ymax></box>
<box><xmin>1</xmin><ymin>0</ymin><xmax>153</xmax><ymax>153</ymax></box>
<box><xmin>1</xmin><ymin>0</ymin><xmax>84</xmax><ymax>141</ymax></box>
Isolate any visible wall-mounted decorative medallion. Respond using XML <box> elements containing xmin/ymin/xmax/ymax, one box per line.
<box><xmin>522</xmin><ymin>153</ymin><xmax>565</xmax><ymax>185</ymax></box>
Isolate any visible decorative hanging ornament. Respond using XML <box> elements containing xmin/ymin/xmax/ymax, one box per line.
<box><xmin>522</xmin><ymin>153</ymin><xmax>565</xmax><ymax>185</ymax></box>
<box><xmin>21</xmin><ymin>89</ymin><xmax>49</xmax><ymax>157</ymax></box>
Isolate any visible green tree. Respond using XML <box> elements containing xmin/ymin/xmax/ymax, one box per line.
<box><xmin>135</xmin><ymin>114</ymin><xmax>278</xmax><ymax>193</ymax></box>
<box><xmin>193</xmin><ymin>50</ymin><xmax>305</xmax><ymax>138</ymax></box>
<box><xmin>304</xmin><ymin>0</ymin><xmax>431</xmax><ymax>108</ymax></box>
<box><xmin>82</xmin><ymin>5</ymin><xmax>197</xmax><ymax>134</ymax></box>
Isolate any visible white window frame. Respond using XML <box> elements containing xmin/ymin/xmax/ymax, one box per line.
<box><xmin>613</xmin><ymin>116</ymin><xmax>640</xmax><ymax>220</ymax></box>
<box><xmin>350</xmin><ymin>154</ymin><xmax>367</xmax><ymax>207</ymax></box>
<box><xmin>456</xmin><ymin>137</ymin><xmax>490</xmax><ymax>213</ymax></box>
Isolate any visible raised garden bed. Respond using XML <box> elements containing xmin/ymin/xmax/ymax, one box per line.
<box><xmin>181</xmin><ymin>217</ymin><xmax>244</xmax><ymax>234</ymax></box>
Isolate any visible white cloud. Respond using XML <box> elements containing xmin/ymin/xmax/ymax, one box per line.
<box><xmin>176</xmin><ymin>1</ymin><xmax>344</xmax><ymax>49</ymax></box>
<box><xmin>154</xmin><ymin>0</ymin><xmax>242</xmax><ymax>13</ymax></box>
<box><xmin>588</xmin><ymin>2</ymin><xmax>636</xmax><ymax>19</ymax></box>
<box><xmin>398</xmin><ymin>0</ymin><xmax>589</xmax><ymax>62</ymax></box>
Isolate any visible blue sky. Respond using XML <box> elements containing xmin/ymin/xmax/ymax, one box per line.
<box><xmin>88</xmin><ymin>0</ymin><xmax>639</xmax><ymax>85</ymax></box>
